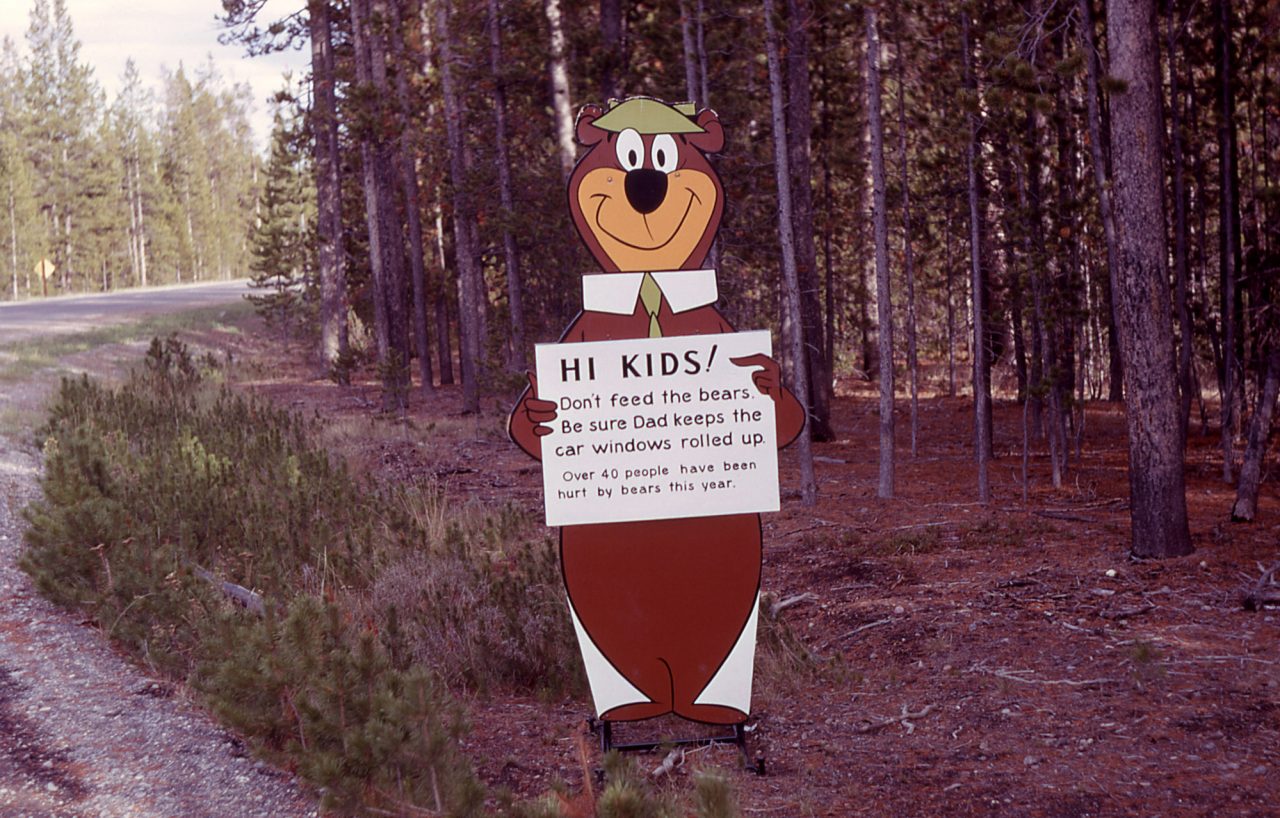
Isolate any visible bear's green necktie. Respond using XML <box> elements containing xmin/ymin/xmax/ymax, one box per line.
<box><xmin>638</xmin><ymin>273</ymin><xmax>663</xmax><ymax>338</ymax></box>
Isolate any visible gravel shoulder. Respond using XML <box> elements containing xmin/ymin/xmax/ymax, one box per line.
<box><xmin>0</xmin><ymin>305</ymin><xmax>318</xmax><ymax>817</ymax></box>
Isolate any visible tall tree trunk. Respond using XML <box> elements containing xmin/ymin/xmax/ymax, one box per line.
<box><xmin>678</xmin><ymin>0</ymin><xmax>698</xmax><ymax>101</ymax></box>
<box><xmin>963</xmin><ymin>12</ymin><xmax>990</xmax><ymax>503</ymax></box>
<box><xmin>7</xmin><ymin>179</ymin><xmax>16</xmax><ymax>299</ymax></box>
<box><xmin>694</xmin><ymin>0</ymin><xmax>717</xmax><ymax>273</ymax></box>
<box><xmin>124</xmin><ymin>159</ymin><xmax>139</xmax><ymax>285</ymax></box>
<box><xmin>856</xmin><ymin>109</ymin><xmax>875</xmax><ymax>380</ymax></box>
<box><xmin>895</xmin><ymin>12</ymin><xmax>918</xmax><ymax>457</ymax></box>
<box><xmin>599</xmin><ymin>0</ymin><xmax>622</xmax><ymax>101</ymax></box>
<box><xmin>997</xmin><ymin>141</ymin><xmax>1029</xmax><ymax>408</ymax></box>
<box><xmin>785</xmin><ymin>0</ymin><xmax>833</xmax><ymax>442</ymax></box>
<box><xmin>1078</xmin><ymin>0</ymin><xmax>1125</xmax><ymax>403</ymax></box>
<box><xmin>183</xmin><ymin>196</ymin><xmax>194</xmax><ymax>282</ymax></box>
<box><xmin>61</xmin><ymin>167</ymin><xmax>72</xmax><ymax>290</ymax></box>
<box><xmin>1166</xmin><ymin>2</ymin><xmax>1192</xmax><ymax>436</ymax></box>
<box><xmin>763</xmin><ymin>0</ymin><xmax>817</xmax><ymax>507</ymax></box>
<box><xmin>1105</xmin><ymin>0</ymin><xmax>1193</xmax><ymax>558</ymax></box>
<box><xmin>1216</xmin><ymin>0</ymin><xmax>1242</xmax><ymax>482</ymax></box>
<box><xmin>388</xmin><ymin>0</ymin><xmax>434</xmax><ymax>393</ymax></box>
<box><xmin>418</xmin><ymin>4</ymin><xmax>455</xmax><ymax>385</ymax></box>
<box><xmin>1013</xmin><ymin>268</ymin><xmax>1029</xmax><ymax>407</ymax></box>
<box><xmin>369</xmin><ymin>0</ymin><xmax>411</xmax><ymax>393</ymax></box>
<box><xmin>311</xmin><ymin>0</ymin><xmax>349</xmax><ymax>382</ymax></box>
<box><xmin>1191</xmin><ymin>95</ymin><xmax>1222</xmax><ymax>424</ymax></box>
<box><xmin>436</xmin><ymin>0</ymin><xmax>484</xmax><ymax>413</ymax></box>
<box><xmin>696</xmin><ymin>0</ymin><xmax>710</xmax><ymax>105</ymax></box>
<box><xmin>46</xmin><ymin>207</ymin><xmax>56</xmax><ymax>295</ymax></box>
<box><xmin>543</xmin><ymin>0</ymin><xmax>576</xmax><ymax>181</ymax></box>
<box><xmin>1053</xmin><ymin>58</ymin><xmax>1079</xmax><ymax>472</ymax></box>
<box><xmin>867</xmin><ymin>5</ymin><xmax>894</xmax><ymax>499</ymax></box>
<box><xmin>433</xmin><ymin>196</ymin><xmax>455</xmax><ymax>384</ymax></box>
<box><xmin>946</xmin><ymin>209</ymin><xmax>956</xmax><ymax>397</ymax></box>
<box><xmin>357</xmin><ymin>0</ymin><xmax>411</xmax><ymax>408</ymax></box>
<box><xmin>1019</xmin><ymin>110</ymin><xmax>1061</xmax><ymax>487</ymax></box>
<box><xmin>819</xmin><ymin>28</ymin><xmax>837</xmax><ymax>391</ymax></box>
<box><xmin>350</xmin><ymin>0</ymin><xmax>393</xmax><ymax>397</ymax></box>
<box><xmin>133</xmin><ymin>159</ymin><xmax>148</xmax><ymax>288</ymax></box>
<box><xmin>487</xmin><ymin>0</ymin><xmax>527</xmax><ymax>372</ymax></box>
<box><xmin>1231</xmin><ymin>344</ymin><xmax>1280</xmax><ymax>522</ymax></box>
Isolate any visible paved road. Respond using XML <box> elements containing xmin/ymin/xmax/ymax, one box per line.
<box><xmin>0</xmin><ymin>280</ymin><xmax>252</xmax><ymax>343</ymax></box>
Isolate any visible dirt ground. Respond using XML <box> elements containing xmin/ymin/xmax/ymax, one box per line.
<box><xmin>173</xmin><ymin>319</ymin><xmax>1280</xmax><ymax>816</ymax></box>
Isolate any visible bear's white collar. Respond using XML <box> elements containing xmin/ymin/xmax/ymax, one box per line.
<box><xmin>581</xmin><ymin>269</ymin><xmax>718</xmax><ymax>316</ymax></box>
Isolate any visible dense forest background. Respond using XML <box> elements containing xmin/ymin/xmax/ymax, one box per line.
<box><xmin>2</xmin><ymin>0</ymin><xmax>1277</xmax><ymax>555</ymax></box>
<box><xmin>224</xmin><ymin>0</ymin><xmax>1277</xmax><ymax>555</ymax></box>
<box><xmin>0</xmin><ymin>0</ymin><xmax>261</xmax><ymax>296</ymax></box>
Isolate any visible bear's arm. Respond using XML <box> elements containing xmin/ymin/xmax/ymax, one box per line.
<box><xmin>774</xmin><ymin>383</ymin><xmax>806</xmax><ymax>449</ymax></box>
<box><xmin>710</xmin><ymin>309</ymin><xmax>806</xmax><ymax>450</ymax></box>
<box><xmin>507</xmin><ymin>314</ymin><xmax>589</xmax><ymax>461</ymax></box>
<box><xmin>508</xmin><ymin>386</ymin><xmax>544</xmax><ymax>461</ymax></box>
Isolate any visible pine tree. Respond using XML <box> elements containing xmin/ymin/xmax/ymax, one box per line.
<box><xmin>24</xmin><ymin>0</ymin><xmax>101</xmax><ymax>292</ymax></box>
<box><xmin>0</xmin><ymin>37</ymin><xmax>43</xmax><ymax>299</ymax></box>
<box><xmin>111</xmin><ymin>59</ymin><xmax>155</xmax><ymax>288</ymax></box>
<box><xmin>78</xmin><ymin>117</ymin><xmax>130</xmax><ymax>291</ymax></box>
<box><xmin>248</xmin><ymin>103</ymin><xmax>316</xmax><ymax>340</ymax></box>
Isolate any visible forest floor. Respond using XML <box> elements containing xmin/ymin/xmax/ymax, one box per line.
<box><xmin>223</xmin><ymin>320</ymin><xmax>1280</xmax><ymax>818</ymax></box>
<box><xmin>5</xmin><ymin>304</ymin><xmax>1278</xmax><ymax>816</ymax></box>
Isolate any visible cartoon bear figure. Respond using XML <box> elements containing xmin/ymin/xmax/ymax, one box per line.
<box><xmin>509</xmin><ymin>97</ymin><xmax>805</xmax><ymax>726</ymax></box>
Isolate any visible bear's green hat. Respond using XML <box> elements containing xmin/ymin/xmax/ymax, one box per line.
<box><xmin>592</xmin><ymin>97</ymin><xmax>704</xmax><ymax>134</ymax></box>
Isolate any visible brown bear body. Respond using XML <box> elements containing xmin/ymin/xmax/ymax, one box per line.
<box><xmin>508</xmin><ymin>99</ymin><xmax>804</xmax><ymax>725</ymax></box>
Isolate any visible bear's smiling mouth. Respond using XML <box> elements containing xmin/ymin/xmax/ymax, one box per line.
<box><xmin>590</xmin><ymin>189</ymin><xmax>701</xmax><ymax>251</ymax></box>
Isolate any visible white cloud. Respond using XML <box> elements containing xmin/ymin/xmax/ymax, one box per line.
<box><xmin>0</xmin><ymin>0</ymin><xmax>310</xmax><ymax>149</ymax></box>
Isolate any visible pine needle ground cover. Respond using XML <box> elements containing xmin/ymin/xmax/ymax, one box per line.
<box><xmin>20</xmin><ymin>337</ymin><xmax>634</xmax><ymax>816</ymax></box>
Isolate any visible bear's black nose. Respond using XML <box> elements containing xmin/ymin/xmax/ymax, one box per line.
<box><xmin>624</xmin><ymin>168</ymin><xmax>668</xmax><ymax>215</ymax></box>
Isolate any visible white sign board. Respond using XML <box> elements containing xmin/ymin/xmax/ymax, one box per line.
<box><xmin>534</xmin><ymin>330</ymin><xmax>779</xmax><ymax>526</ymax></box>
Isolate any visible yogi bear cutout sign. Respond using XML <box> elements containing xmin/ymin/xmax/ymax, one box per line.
<box><xmin>508</xmin><ymin>97</ymin><xmax>805</xmax><ymax>726</ymax></box>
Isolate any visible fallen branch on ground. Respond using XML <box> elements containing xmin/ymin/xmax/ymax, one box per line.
<box><xmin>1033</xmin><ymin>511</ymin><xmax>1101</xmax><ymax>524</ymax></box>
<box><xmin>840</xmin><ymin>617</ymin><xmax>893</xmax><ymax>639</ymax></box>
<box><xmin>651</xmin><ymin>747</ymin><xmax>684</xmax><ymax>779</ymax></box>
<box><xmin>883</xmin><ymin>521</ymin><xmax>951</xmax><ymax>533</ymax></box>
<box><xmin>1241</xmin><ymin>562</ymin><xmax>1280</xmax><ymax>611</ymax></box>
<box><xmin>1099</xmin><ymin>604</ymin><xmax>1156</xmax><ymax>620</ymax></box>
<box><xmin>968</xmin><ymin>664</ymin><xmax>1115</xmax><ymax>688</ymax></box>
<box><xmin>856</xmin><ymin>704</ymin><xmax>935</xmax><ymax>735</ymax></box>
<box><xmin>189</xmin><ymin>563</ymin><xmax>266</xmax><ymax>617</ymax></box>
<box><xmin>770</xmin><ymin>592</ymin><xmax>817</xmax><ymax>617</ymax></box>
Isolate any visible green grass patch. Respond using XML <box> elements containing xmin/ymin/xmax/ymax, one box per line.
<box><xmin>0</xmin><ymin>301</ymin><xmax>253</xmax><ymax>382</ymax></box>
<box><xmin>871</xmin><ymin>525</ymin><xmax>945</xmax><ymax>556</ymax></box>
<box><xmin>957</xmin><ymin>514</ymin><xmax>1057</xmax><ymax>549</ymax></box>
<box><xmin>0</xmin><ymin>404</ymin><xmax>42</xmax><ymax>439</ymax></box>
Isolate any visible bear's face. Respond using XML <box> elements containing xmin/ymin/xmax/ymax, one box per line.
<box><xmin>568</xmin><ymin>100</ymin><xmax>725</xmax><ymax>273</ymax></box>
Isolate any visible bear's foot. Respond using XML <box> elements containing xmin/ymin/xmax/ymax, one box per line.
<box><xmin>674</xmin><ymin>702</ymin><xmax>748</xmax><ymax>725</ymax></box>
<box><xmin>600</xmin><ymin>700</ymin><xmax>672</xmax><ymax>722</ymax></box>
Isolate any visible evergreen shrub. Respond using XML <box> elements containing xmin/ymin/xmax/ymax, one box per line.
<box><xmin>18</xmin><ymin>336</ymin><xmax>581</xmax><ymax>814</ymax></box>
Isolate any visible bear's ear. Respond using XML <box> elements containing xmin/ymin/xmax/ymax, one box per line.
<box><xmin>688</xmin><ymin>109</ymin><xmax>725</xmax><ymax>154</ymax></box>
<box><xmin>576</xmin><ymin>104</ymin><xmax>607</xmax><ymax>146</ymax></box>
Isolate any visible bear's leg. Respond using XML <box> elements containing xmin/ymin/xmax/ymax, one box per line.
<box><xmin>673</xmin><ymin>592</ymin><xmax>760</xmax><ymax>724</ymax></box>
<box><xmin>597</xmin><ymin>656</ymin><xmax>677</xmax><ymax>721</ymax></box>
<box><xmin>561</xmin><ymin>517</ymin><xmax>761</xmax><ymax>725</ymax></box>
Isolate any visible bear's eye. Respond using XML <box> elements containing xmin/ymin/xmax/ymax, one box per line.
<box><xmin>651</xmin><ymin>134</ymin><xmax>678</xmax><ymax>173</ymax></box>
<box><xmin>615</xmin><ymin>128</ymin><xmax>644</xmax><ymax>172</ymax></box>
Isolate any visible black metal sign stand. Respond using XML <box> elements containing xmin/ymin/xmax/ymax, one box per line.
<box><xmin>587</xmin><ymin>717</ymin><xmax>766</xmax><ymax>775</ymax></box>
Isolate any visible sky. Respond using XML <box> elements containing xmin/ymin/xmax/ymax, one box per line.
<box><xmin>0</xmin><ymin>0</ymin><xmax>310</xmax><ymax>149</ymax></box>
